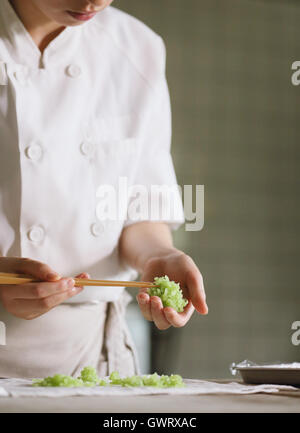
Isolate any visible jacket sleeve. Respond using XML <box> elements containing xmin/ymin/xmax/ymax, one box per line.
<box><xmin>124</xmin><ymin>38</ymin><xmax>185</xmax><ymax>231</ymax></box>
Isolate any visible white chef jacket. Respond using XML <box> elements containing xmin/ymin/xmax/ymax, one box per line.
<box><xmin>0</xmin><ymin>0</ymin><xmax>184</xmax><ymax>303</ymax></box>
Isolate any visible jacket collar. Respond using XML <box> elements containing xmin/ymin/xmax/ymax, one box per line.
<box><xmin>0</xmin><ymin>0</ymin><xmax>82</xmax><ymax>69</ymax></box>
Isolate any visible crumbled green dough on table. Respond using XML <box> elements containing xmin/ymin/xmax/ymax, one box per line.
<box><xmin>32</xmin><ymin>367</ymin><xmax>184</xmax><ymax>388</ymax></box>
<box><xmin>148</xmin><ymin>275</ymin><xmax>188</xmax><ymax>313</ymax></box>
<box><xmin>109</xmin><ymin>372</ymin><xmax>184</xmax><ymax>388</ymax></box>
<box><xmin>32</xmin><ymin>366</ymin><xmax>107</xmax><ymax>387</ymax></box>
<box><xmin>32</xmin><ymin>374</ymin><xmax>85</xmax><ymax>388</ymax></box>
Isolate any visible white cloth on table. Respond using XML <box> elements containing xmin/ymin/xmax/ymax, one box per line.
<box><xmin>0</xmin><ymin>378</ymin><xmax>297</xmax><ymax>398</ymax></box>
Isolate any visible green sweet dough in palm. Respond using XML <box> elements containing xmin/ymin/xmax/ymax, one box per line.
<box><xmin>148</xmin><ymin>275</ymin><xmax>188</xmax><ymax>313</ymax></box>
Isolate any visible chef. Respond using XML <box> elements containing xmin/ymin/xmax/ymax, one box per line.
<box><xmin>0</xmin><ymin>0</ymin><xmax>208</xmax><ymax>379</ymax></box>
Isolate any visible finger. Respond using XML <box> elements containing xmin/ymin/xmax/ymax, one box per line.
<box><xmin>186</xmin><ymin>269</ymin><xmax>208</xmax><ymax>314</ymax></box>
<box><xmin>150</xmin><ymin>296</ymin><xmax>171</xmax><ymax>330</ymax></box>
<box><xmin>14</xmin><ymin>258</ymin><xmax>61</xmax><ymax>282</ymax></box>
<box><xmin>75</xmin><ymin>272</ymin><xmax>90</xmax><ymax>279</ymax></box>
<box><xmin>163</xmin><ymin>300</ymin><xmax>195</xmax><ymax>327</ymax></box>
<box><xmin>136</xmin><ymin>291</ymin><xmax>152</xmax><ymax>321</ymax></box>
<box><xmin>139</xmin><ymin>287</ymin><xmax>150</xmax><ymax>295</ymax></box>
<box><xmin>4</xmin><ymin>278</ymin><xmax>75</xmax><ymax>300</ymax></box>
<box><xmin>15</xmin><ymin>285</ymin><xmax>83</xmax><ymax>315</ymax></box>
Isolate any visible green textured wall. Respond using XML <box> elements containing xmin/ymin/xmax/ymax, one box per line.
<box><xmin>116</xmin><ymin>0</ymin><xmax>300</xmax><ymax>378</ymax></box>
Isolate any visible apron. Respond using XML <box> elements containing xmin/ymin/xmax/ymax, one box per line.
<box><xmin>0</xmin><ymin>289</ymin><xmax>140</xmax><ymax>378</ymax></box>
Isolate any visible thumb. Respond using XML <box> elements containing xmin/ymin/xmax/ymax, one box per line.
<box><xmin>16</xmin><ymin>258</ymin><xmax>61</xmax><ymax>282</ymax></box>
<box><xmin>186</xmin><ymin>270</ymin><xmax>208</xmax><ymax>315</ymax></box>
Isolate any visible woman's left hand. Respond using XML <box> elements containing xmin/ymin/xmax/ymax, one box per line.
<box><xmin>136</xmin><ymin>249</ymin><xmax>208</xmax><ymax>330</ymax></box>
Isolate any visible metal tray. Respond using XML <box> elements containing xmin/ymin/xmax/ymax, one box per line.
<box><xmin>237</xmin><ymin>367</ymin><xmax>300</xmax><ymax>386</ymax></box>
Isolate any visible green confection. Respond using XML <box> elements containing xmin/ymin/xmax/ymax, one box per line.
<box><xmin>108</xmin><ymin>371</ymin><xmax>185</xmax><ymax>388</ymax></box>
<box><xmin>32</xmin><ymin>367</ymin><xmax>184</xmax><ymax>388</ymax></box>
<box><xmin>79</xmin><ymin>366</ymin><xmax>100</xmax><ymax>384</ymax></box>
<box><xmin>32</xmin><ymin>374</ymin><xmax>84</xmax><ymax>388</ymax></box>
<box><xmin>109</xmin><ymin>371</ymin><xmax>123</xmax><ymax>385</ymax></box>
<box><xmin>148</xmin><ymin>275</ymin><xmax>188</xmax><ymax>313</ymax></box>
<box><xmin>33</xmin><ymin>367</ymin><xmax>106</xmax><ymax>388</ymax></box>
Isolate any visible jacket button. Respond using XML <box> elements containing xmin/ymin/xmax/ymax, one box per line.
<box><xmin>25</xmin><ymin>143</ymin><xmax>43</xmax><ymax>161</ymax></box>
<box><xmin>91</xmin><ymin>222</ymin><xmax>104</xmax><ymax>237</ymax></box>
<box><xmin>66</xmin><ymin>64</ymin><xmax>81</xmax><ymax>78</ymax></box>
<box><xmin>27</xmin><ymin>226</ymin><xmax>45</xmax><ymax>242</ymax></box>
<box><xmin>80</xmin><ymin>141</ymin><xmax>94</xmax><ymax>157</ymax></box>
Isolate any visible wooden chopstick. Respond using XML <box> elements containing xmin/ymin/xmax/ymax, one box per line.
<box><xmin>0</xmin><ymin>272</ymin><xmax>156</xmax><ymax>288</ymax></box>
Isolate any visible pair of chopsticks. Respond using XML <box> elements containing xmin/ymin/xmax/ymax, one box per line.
<box><xmin>0</xmin><ymin>272</ymin><xmax>156</xmax><ymax>288</ymax></box>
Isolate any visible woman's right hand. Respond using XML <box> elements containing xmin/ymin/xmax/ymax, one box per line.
<box><xmin>0</xmin><ymin>257</ymin><xmax>84</xmax><ymax>320</ymax></box>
